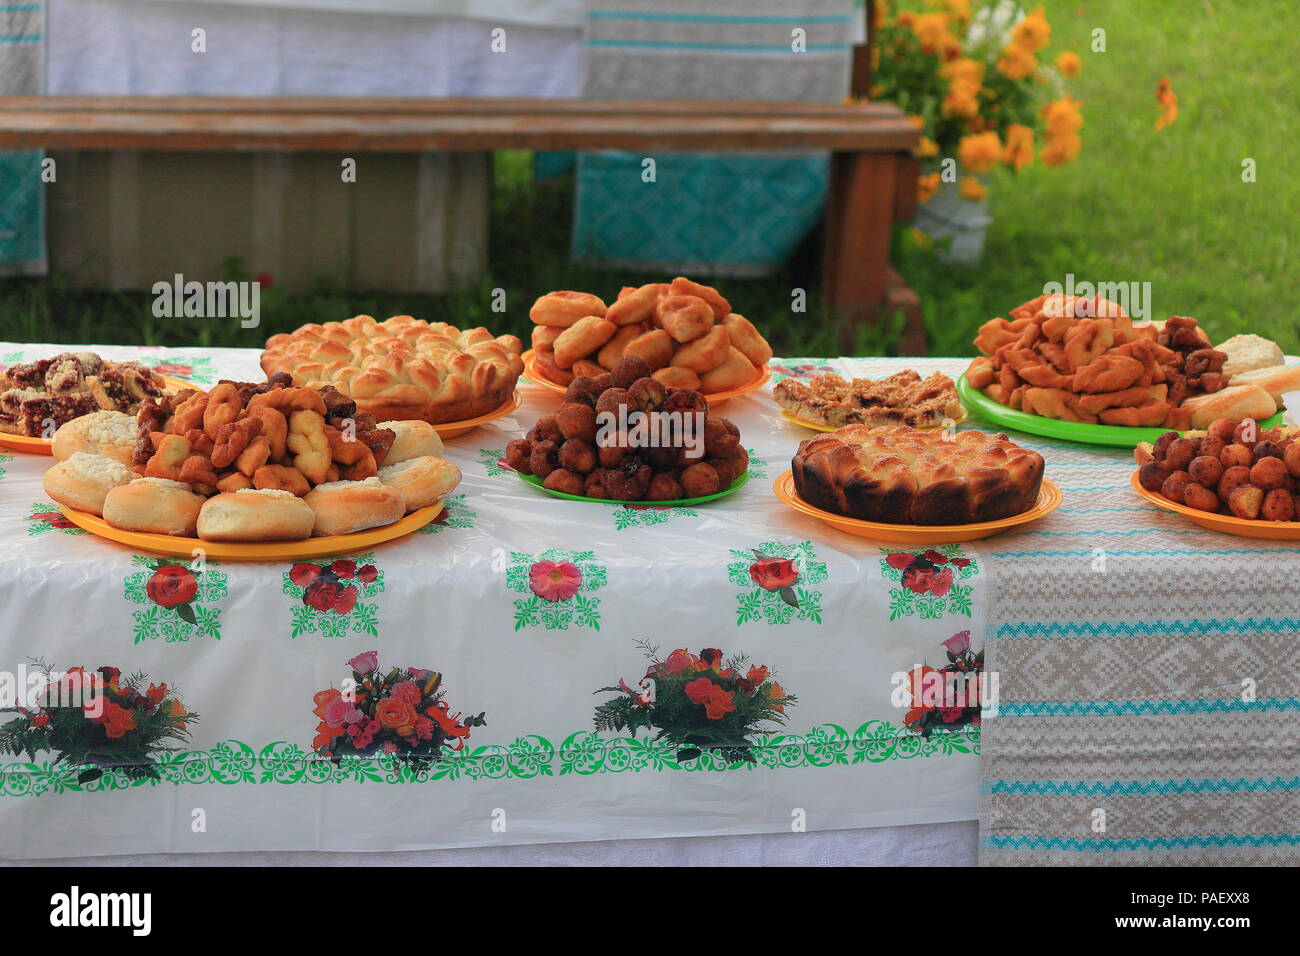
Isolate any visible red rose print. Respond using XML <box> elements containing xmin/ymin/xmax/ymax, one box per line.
<box><xmin>150</xmin><ymin>363</ymin><xmax>192</xmax><ymax>377</ymax></box>
<box><xmin>289</xmin><ymin>563</ymin><xmax>321</xmax><ymax>587</ymax></box>
<box><xmin>951</xmin><ymin>557</ymin><xmax>971</xmax><ymax>569</ymax></box>
<box><xmin>356</xmin><ymin>564</ymin><xmax>378</xmax><ymax>584</ymax></box>
<box><xmin>304</xmin><ymin>579</ymin><xmax>340</xmax><ymax>613</ymax></box>
<box><xmin>331</xmin><ymin>560</ymin><xmax>357</xmax><ymax>579</ymax></box>
<box><xmin>749</xmin><ymin>557</ymin><xmax>798</xmax><ymax>591</ymax></box>
<box><xmin>885</xmin><ymin>552</ymin><xmax>915</xmax><ymax>571</ymax></box>
<box><xmin>333</xmin><ymin>584</ymin><xmax>359</xmax><ymax>615</ymax></box>
<box><xmin>30</xmin><ymin>511</ymin><xmax>77</xmax><ymax>529</ymax></box>
<box><xmin>923</xmin><ymin>549</ymin><xmax>948</xmax><ymax>564</ymax></box>
<box><xmin>683</xmin><ymin>677</ymin><xmax>715</xmax><ymax>705</ymax></box>
<box><xmin>699</xmin><ymin>648</ymin><xmax>723</xmax><ymax>669</ymax></box>
<box><xmin>146</xmin><ymin>566</ymin><xmax>198</xmax><ymax>608</ymax></box>
<box><xmin>902</xmin><ymin>564</ymin><xmax>954</xmax><ymax>597</ymax></box>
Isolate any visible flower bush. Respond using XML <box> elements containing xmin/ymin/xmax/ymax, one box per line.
<box><xmin>593</xmin><ymin>644</ymin><xmax>795</xmax><ymax>764</ymax></box>
<box><xmin>870</xmin><ymin>0</ymin><xmax>1083</xmax><ymax>204</ymax></box>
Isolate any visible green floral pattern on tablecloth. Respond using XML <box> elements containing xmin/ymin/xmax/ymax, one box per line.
<box><xmin>769</xmin><ymin>358</ymin><xmax>831</xmax><ymax>384</ymax></box>
<box><xmin>418</xmin><ymin>494</ymin><xmax>476</xmax><ymax>534</ymax></box>
<box><xmin>136</xmin><ymin>354</ymin><xmax>218</xmax><ymax>385</ymax></box>
<box><xmin>0</xmin><ymin>720</ymin><xmax>977</xmax><ymax>796</ymax></box>
<box><xmin>25</xmin><ymin>502</ymin><xmax>86</xmax><ymax>536</ymax></box>
<box><xmin>124</xmin><ymin>556</ymin><xmax>226</xmax><ymax>643</ymax></box>
<box><xmin>0</xmin><ymin>452</ymin><xmax>11</xmax><ymax>482</ymax></box>
<box><xmin>745</xmin><ymin>449</ymin><xmax>769</xmax><ymax>481</ymax></box>
<box><xmin>879</xmin><ymin>544</ymin><xmax>980</xmax><ymax>621</ymax></box>
<box><xmin>506</xmin><ymin>548</ymin><xmax>607</xmax><ymax>631</ymax></box>
<box><xmin>477</xmin><ymin>448</ymin><xmax>512</xmax><ymax>477</ymax></box>
<box><xmin>609</xmin><ymin>504</ymin><xmax>699</xmax><ymax>530</ymax></box>
<box><xmin>727</xmin><ymin>540</ymin><xmax>828</xmax><ymax>626</ymax></box>
<box><xmin>283</xmin><ymin>553</ymin><xmax>385</xmax><ymax>638</ymax></box>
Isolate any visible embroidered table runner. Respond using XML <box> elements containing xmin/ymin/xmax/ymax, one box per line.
<box><xmin>0</xmin><ymin>346</ymin><xmax>982</xmax><ymax>859</ymax></box>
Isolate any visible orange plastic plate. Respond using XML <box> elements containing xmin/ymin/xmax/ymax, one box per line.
<box><xmin>1129</xmin><ymin>472</ymin><xmax>1300</xmax><ymax>540</ymax></box>
<box><xmin>522</xmin><ymin>349</ymin><xmax>769</xmax><ymax>407</ymax></box>
<box><xmin>433</xmin><ymin>390</ymin><xmax>522</xmax><ymax>439</ymax></box>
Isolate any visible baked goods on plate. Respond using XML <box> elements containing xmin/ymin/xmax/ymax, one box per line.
<box><xmin>1131</xmin><ymin>416</ymin><xmax>1300</xmax><ymax>537</ymax></box>
<box><xmin>776</xmin><ymin>370</ymin><xmax>964</xmax><ymax>431</ymax></box>
<box><xmin>506</xmin><ymin>356</ymin><xmax>749</xmax><ymax>504</ymax></box>
<box><xmin>791</xmin><ymin>425</ymin><xmax>1045</xmax><ymax>524</ymax></box>
<box><xmin>261</xmin><ymin>315</ymin><xmax>524</xmax><ymax>426</ymax></box>
<box><xmin>43</xmin><ymin>452</ymin><xmax>136</xmax><ymax>516</ymax></box>
<box><xmin>524</xmin><ymin>276</ymin><xmax>771</xmax><ymax>404</ymax></box>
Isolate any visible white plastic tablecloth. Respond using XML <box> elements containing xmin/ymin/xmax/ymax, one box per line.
<box><xmin>0</xmin><ymin>344</ymin><xmax>982</xmax><ymax>861</ymax></box>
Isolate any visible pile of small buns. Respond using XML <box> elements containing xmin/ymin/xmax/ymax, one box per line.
<box><xmin>1135</xmin><ymin>417</ymin><xmax>1300</xmax><ymax>522</ymax></box>
<box><xmin>43</xmin><ymin>374</ymin><xmax>460</xmax><ymax>541</ymax></box>
<box><xmin>966</xmin><ymin>295</ymin><xmax>1299</xmax><ymax>429</ymax></box>
<box><xmin>529</xmin><ymin>276</ymin><xmax>772</xmax><ymax>393</ymax></box>
<box><xmin>506</xmin><ymin>356</ymin><xmax>749</xmax><ymax>501</ymax></box>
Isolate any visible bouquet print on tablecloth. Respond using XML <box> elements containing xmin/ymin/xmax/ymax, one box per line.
<box><xmin>284</xmin><ymin>556</ymin><xmax>384</xmax><ymax>639</ymax></box>
<box><xmin>311</xmin><ymin>651</ymin><xmax>485</xmax><ymax>774</ymax></box>
<box><xmin>769</xmin><ymin>358</ymin><xmax>831</xmax><ymax>385</ymax></box>
<box><xmin>880</xmin><ymin>545</ymin><xmax>979</xmax><ymax>620</ymax></box>
<box><xmin>901</xmin><ymin>630</ymin><xmax>984</xmax><ymax>738</ymax></box>
<box><xmin>417</xmin><ymin>493</ymin><xmax>476</xmax><ymax>535</ymax></box>
<box><xmin>507</xmin><ymin>549</ymin><xmax>606</xmax><ymax>631</ymax></box>
<box><xmin>26</xmin><ymin>502</ymin><xmax>86</xmax><ymax>536</ymax></box>
<box><xmin>124</xmin><ymin>556</ymin><xmax>226</xmax><ymax>643</ymax></box>
<box><xmin>0</xmin><ymin>665</ymin><xmax>197</xmax><ymax>785</ymax></box>
<box><xmin>136</xmin><ymin>355</ymin><xmax>218</xmax><ymax>386</ymax></box>
<box><xmin>593</xmin><ymin>644</ymin><xmax>795</xmax><ymax>765</ymax></box>
<box><xmin>728</xmin><ymin>541</ymin><xmax>827</xmax><ymax>626</ymax></box>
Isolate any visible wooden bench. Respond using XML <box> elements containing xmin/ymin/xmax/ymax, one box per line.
<box><xmin>0</xmin><ymin>96</ymin><xmax>921</xmax><ymax>349</ymax></box>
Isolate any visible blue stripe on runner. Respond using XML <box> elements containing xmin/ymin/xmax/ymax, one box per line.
<box><xmin>987</xmin><ymin>777</ymin><xmax>1300</xmax><ymax>796</ymax></box>
<box><xmin>586</xmin><ymin>39</ymin><xmax>850</xmax><ymax>51</ymax></box>
<box><xmin>983</xmin><ymin>833</ymin><xmax>1300</xmax><ymax>851</ymax></box>
<box><xmin>997</xmin><ymin>697</ymin><xmax>1300</xmax><ymax>717</ymax></box>
<box><xmin>589</xmin><ymin>11</ymin><xmax>851</xmax><ymax>23</ymax></box>
<box><xmin>0</xmin><ymin>34</ymin><xmax>41</xmax><ymax>43</ymax></box>
<box><xmin>992</xmin><ymin>617</ymin><xmax>1300</xmax><ymax>639</ymax></box>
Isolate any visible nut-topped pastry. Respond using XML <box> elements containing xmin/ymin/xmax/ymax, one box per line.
<box><xmin>791</xmin><ymin>425</ymin><xmax>1044</xmax><ymax>525</ymax></box>
<box><xmin>261</xmin><ymin>315</ymin><xmax>524</xmax><ymax>424</ymax></box>
<box><xmin>775</xmin><ymin>369</ymin><xmax>963</xmax><ymax>429</ymax></box>
<box><xmin>0</xmin><ymin>352</ymin><xmax>165</xmax><ymax>437</ymax></box>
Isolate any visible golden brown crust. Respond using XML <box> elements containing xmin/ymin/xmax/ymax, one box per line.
<box><xmin>791</xmin><ymin>425</ymin><xmax>1045</xmax><ymax>525</ymax></box>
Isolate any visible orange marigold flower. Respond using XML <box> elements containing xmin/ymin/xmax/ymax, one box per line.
<box><xmin>1041</xmin><ymin>133</ymin><xmax>1081</xmax><ymax>166</ymax></box>
<box><xmin>1155</xmin><ymin>77</ymin><xmax>1178</xmax><ymax>130</ymax></box>
<box><xmin>895</xmin><ymin>10</ymin><xmax>916</xmax><ymax>27</ymax></box>
<box><xmin>997</xmin><ymin>43</ymin><xmax>1036</xmax><ymax>80</ymax></box>
<box><xmin>917</xmin><ymin>172</ymin><xmax>941</xmax><ymax>203</ymax></box>
<box><xmin>959</xmin><ymin>177</ymin><xmax>987</xmax><ymax>201</ymax></box>
<box><xmin>915</xmin><ymin>136</ymin><xmax>940</xmax><ymax>158</ymax></box>
<box><xmin>957</xmin><ymin>131</ymin><xmax>1003</xmax><ymax>173</ymax></box>
<box><xmin>1002</xmin><ymin>123</ymin><xmax>1035</xmax><ymax>171</ymax></box>
<box><xmin>1011</xmin><ymin>6</ymin><xmax>1051</xmax><ymax>52</ymax></box>
<box><xmin>906</xmin><ymin>113</ymin><xmax>926</xmax><ymax>130</ymax></box>
<box><xmin>911</xmin><ymin>13</ymin><xmax>951</xmax><ymax>54</ymax></box>
<box><xmin>942</xmin><ymin>79</ymin><xmax>981</xmax><ymax>119</ymax></box>
<box><xmin>943</xmin><ymin>0</ymin><xmax>971</xmax><ymax>24</ymax></box>
<box><xmin>1055</xmin><ymin>51</ymin><xmax>1081</xmax><ymax>77</ymax></box>
<box><xmin>1041</xmin><ymin>97</ymin><xmax>1084</xmax><ymax>137</ymax></box>
<box><xmin>940</xmin><ymin>57</ymin><xmax>984</xmax><ymax>87</ymax></box>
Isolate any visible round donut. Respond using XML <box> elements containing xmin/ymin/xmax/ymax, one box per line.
<box><xmin>197</xmin><ymin>488</ymin><xmax>316</xmax><ymax>541</ymax></box>
<box><xmin>52</xmin><ymin>411</ymin><xmax>138</xmax><ymax>466</ymax></box>
<box><xmin>377</xmin><ymin>455</ymin><xmax>461</xmax><ymax>512</ymax></box>
<box><xmin>302</xmin><ymin>477</ymin><xmax>406</xmax><ymax>537</ymax></box>
<box><xmin>529</xmin><ymin>291</ymin><xmax>607</xmax><ymax>328</ymax></box>
<box><xmin>43</xmin><ymin>453</ymin><xmax>136</xmax><ymax>516</ymax></box>
<box><xmin>103</xmin><ymin>478</ymin><xmax>207</xmax><ymax>536</ymax></box>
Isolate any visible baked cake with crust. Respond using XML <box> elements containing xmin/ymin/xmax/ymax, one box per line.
<box><xmin>791</xmin><ymin>425</ymin><xmax>1045</xmax><ymax>524</ymax></box>
<box><xmin>261</xmin><ymin>315</ymin><xmax>524</xmax><ymax>424</ymax></box>
<box><xmin>774</xmin><ymin>370</ymin><xmax>963</xmax><ymax>429</ymax></box>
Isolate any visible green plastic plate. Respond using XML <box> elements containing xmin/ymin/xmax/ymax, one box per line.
<box><xmin>956</xmin><ymin>373</ymin><xmax>1284</xmax><ymax>447</ymax></box>
<box><xmin>516</xmin><ymin>469</ymin><xmax>749</xmax><ymax>506</ymax></box>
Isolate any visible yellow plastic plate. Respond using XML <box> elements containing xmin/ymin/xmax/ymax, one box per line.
<box><xmin>433</xmin><ymin>390</ymin><xmax>522</xmax><ymax>439</ymax></box>
<box><xmin>1129</xmin><ymin>472</ymin><xmax>1300</xmax><ymax>539</ymax></box>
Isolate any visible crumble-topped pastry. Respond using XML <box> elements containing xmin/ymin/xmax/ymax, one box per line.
<box><xmin>774</xmin><ymin>369</ymin><xmax>963</xmax><ymax>429</ymax></box>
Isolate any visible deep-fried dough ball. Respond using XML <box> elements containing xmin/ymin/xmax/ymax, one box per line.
<box><xmin>1261</xmin><ymin>488</ymin><xmax>1295</xmax><ymax>522</ymax></box>
<box><xmin>595</xmin><ymin>387</ymin><xmax>632</xmax><ymax>417</ymax></box>
<box><xmin>543</xmin><ymin>468</ymin><xmax>584</xmax><ymax>495</ymax></box>
<box><xmin>505</xmin><ymin>438</ymin><xmax>533</xmax><ymax>474</ymax></box>
<box><xmin>1187</xmin><ymin>455</ymin><xmax>1223</xmax><ymax>488</ymax></box>
<box><xmin>1285</xmin><ymin>442</ymin><xmax>1300</xmax><ymax>478</ymax></box>
<box><xmin>1182</xmin><ymin>482</ymin><xmax>1220</xmax><ymax>513</ymax></box>
<box><xmin>675</xmin><ymin>442</ymin><xmax>708</xmax><ymax>466</ymax></box>
<box><xmin>598</xmin><ymin>439</ymin><xmax>628</xmax><ymax>469</ymax></box>
<box><xmin>703</xmin><ymin>417</ymin><xmax>740</xmax><ymax>457</ymax></box>
<box><xmin>606</xmin><ymin>462</ymin><xmax>651</xmax><ymax>501</ymax></box>
<box><xmin>1206</xmin><ymin>419</ymin><xmax>1237</xmax><ymax>443</ymax></box>
<box><xmin>681</xmin><ymin>462</ymin><xmax>721</xmax><ymax>497</ymax></box>
<box><xmin>664</xmin><ymin>389</ymin><xmax>707</xmax><ymax>415</ymax></box>
<box><xmin>534</xmin><ymin>415</ymin><xmax>563</xmax><ymax>443</ymax></box>
<box><xmin>627</xmin><ymin>377</ymin><xmax>668</xmax><ymax>413</ymax></box>
<box><xmin>559</xmin><ymin>438</ymin><xmax>598</xmax><ymax>474</ymax></box>
<box><xmin>1220</xmin><ymin>443</ymin><xmax>1253</xmax><ymax>469</ymax></box>
<box><xmin>584</xmin><ymin>469</ymin><xmax>611</xmax><ymax>499</ymax></box>
<box><xmin>717</xmin><ymin>446</ymin><xmax>749</xmax><ymax>478</ymax></box>
<box><xmin>1159</xmin><ymin>470</ymin><xmax>1192</xmax><ymax>504</ymax></box>
<box><xmin>1250</xmin><ymin>456</ymin><xmax>1288</xmax><ymax>491</ymax></box>
<box><xmin>555</xmin><ymin>402</ymin><xmax>598</xmax><ymax>442</ymax></box>
<box><xmin>646</xmin><ymin>472</ymin><xmax>683</xmax><ymax>501</ymax></box>
<box><xmin>1218</xmin><ymin>464</ymin><xmax>1252</xmax><ymax>501</ymax></box>
<box><xmin>1138</xmin><ymin>461</ymin><xmax>1172</xmax><ymax>492</ymax></box>
<box><xmin>1227</xmin><ymin>484</ymin><xmax>1263</xmax><ymax>519</ymax></box>
<box><xmin>1199</xmin><ymin>436</ymin><xmax>1226</xmax><ymax>461</ymax></box>
<box><xmin>1163</xmin><ymin>437</ymin><xmax>1198</xmax><ymax>472</ymax></box>
<box><xmin>529</xmin><ymin>439</ymin><xmax>560</xmax><ymax>479</ymax></box>
<box><xmin>1152</xmin><ymin>431</ymin><xmax>1180</xmax><ymax>460</ymax></box>
<box><xmin>1233</xmin><ymin>419</ymin><xmax>1260</xmax><ymax>447</ymax></box>
<box><xmin>709</xmin><ymin>459</ymin><xmax>736</xmax><ymax>489</ymax></box>
<box><xmin>563</xmin><ymin>376</ymin><xmax>603</xmax><ymax>408</ymax></box>
<box><xmin>644</xmin><ymin>441</ymin><xmax>677</xmax><ymax>471</ymax></box>
<box><xmin>610</xmin><ymin>356</ymin><xmax>653</xmax><ymax>390</ymax></box>
<box><xmin>589</xmin><ymin>373</ymin><xmax>614</xmax><ymax>394</ymax></box>
<box><xmin>1253</xmin><ymin>440</ymin><xmax>1282</xmax><ymax>461</ymax></box>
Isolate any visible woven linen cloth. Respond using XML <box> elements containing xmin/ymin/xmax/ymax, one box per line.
<box><xmin>978</xmin><ymin>363</ymin><xmax>1300</xmax><ymax>865</ymax></box>
<box><xmin>0</xmin><ymin>1</ymin><xmax>46</xmax><ymax>276</ymax></box>
<box><xmin>0</xmin><ymin>346</ymin><xmax>982</xmax><ymax>861</ymax></box>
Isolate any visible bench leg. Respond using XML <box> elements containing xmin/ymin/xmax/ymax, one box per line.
<box><xmin>823</xmin><ymin>151</ymin><xmax>897</xmax><ymax>350</ymax></box>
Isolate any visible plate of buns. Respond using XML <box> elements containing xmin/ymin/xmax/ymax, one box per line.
<box><xmin>1130</xmin><ymin>416</ymin><xmax>1300</xmax><ymax>539</ymax></box>
<box><xmin>524</xmin><ymin>276</ymin><xmax>773</xmax><ymax>406</ymax></box>
<box><xmin>42</xmin><ymin>375</ymin><xmax>463</xmax><ymax>559</ymax></box>
<box><xmin>0</xmin><ymin>349</ymin><xmax>198</xmax><ymax>454</ymax></box>
<box><xmin>961</xmin><ymin>294</ymin><xmax>1296</xmax><ymax>446</ymax></box>
<box><xmin>776</xmin><ymin>425</ymin><xmax>1060</xmax><ymax>543</ymax></box>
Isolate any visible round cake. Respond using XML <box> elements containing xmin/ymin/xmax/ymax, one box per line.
<box><xmin>791</xmin><ymin>425</ymin><xmax>1045</xmax><ymax>525</ymax></box>
<box><xmin>261</xmin><ymin>315</ymin><xmax>524</xmax><ymax>424</ymax></box>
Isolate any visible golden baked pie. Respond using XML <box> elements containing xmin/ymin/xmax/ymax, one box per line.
<box><xmin>0</xmin><ymin>352</ymin><xmax>165</xmax><ymax>437</ymax></box>
<box><xmin>261</xmin><ymin>315</ymin><xmax>524</xmax><ymax>424</ymax></box>
<box><xmin>791</xmin><ymin>425</ymin><xmax>1045</xmax><ymax>524</ymax></box>
<box><xmin>774</xmin><ymin>370</ymin><xmax>962</xmax><ymax>429</ymax></box>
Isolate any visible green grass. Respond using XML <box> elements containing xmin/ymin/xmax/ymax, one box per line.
<box><xmin>1</xmin><ymin>0</ymin><xmax>1294</xmax><ymax>358</ymax></box>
